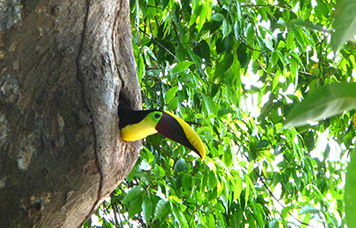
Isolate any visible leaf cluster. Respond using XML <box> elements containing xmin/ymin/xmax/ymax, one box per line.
<box><xmin>86</xmin><ymin>0</ymin><xmax>356</xmax><ymax>227</ymax></box>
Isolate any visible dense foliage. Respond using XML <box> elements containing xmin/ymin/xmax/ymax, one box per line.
<box><xmin>85</xmin><ymin>0</ymin><xmax>356</xmax><ymax>227</ymax></box>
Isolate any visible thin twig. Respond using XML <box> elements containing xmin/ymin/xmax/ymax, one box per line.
<box><xmin>250</xmin><ymin>162</ymin><xmax>314</xmax><ymax>227</ymax></box>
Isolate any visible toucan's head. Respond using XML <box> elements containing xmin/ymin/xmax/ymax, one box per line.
<box><xmin>119</xmin><ymin>103</ymin><xmax>205</xmax><ymax>160</ymax></box>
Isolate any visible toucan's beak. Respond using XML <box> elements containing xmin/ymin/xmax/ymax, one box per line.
<box><xmin>156</xmin><ymin>111</ymin><xmax>206</xmax><ymax>160</ymax></box>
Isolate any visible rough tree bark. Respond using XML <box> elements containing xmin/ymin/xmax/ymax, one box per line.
<box><xmin>0</xmin><ymin>0</ymin><xmax>141</xmax><ymax>227</ymax></box>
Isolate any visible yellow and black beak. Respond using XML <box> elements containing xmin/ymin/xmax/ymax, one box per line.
<box><xmin>119</xmin><ymin>102</ymin><xmax>205</xmax><ymax>160</ymax></box>
<box><xmin>156</xmin><ymin>111</ymin><xmax>205</xmax><ymax>160</ymax></box>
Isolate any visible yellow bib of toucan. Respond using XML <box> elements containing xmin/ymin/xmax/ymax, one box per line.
<box><xmin>120</xmin><ymin>111</ymin><xmax>161</xmax><ymax>141</ymax></box>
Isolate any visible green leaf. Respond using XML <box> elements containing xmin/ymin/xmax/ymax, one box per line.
<box><xmin>142</xmin><ymin>195</ymin><xmax>153</xmax><ymax>222</ymax></box>
<box><xmin>286</xmin><ymin>32</ymin><xmax>294</xmax><ymax>49</ymax></box>
<box><xmin>247</xmin><ymin>211</ymin><xmax>256</xmax><ymax>227</ymax></box>
<box><xmin>174</xmin><ymin>158</ymin><xmax>188</xmax><ymax>173</ymax></box>
<box><xmin>211</xmin><ymin>13</ymin><xmax>224</xmax><ymax>22</ymax></box>
<box><xmin>214</xmin><ymin>53</ymin><xmax>233</xmax><ymax>79</ymax></box>
<box><xmin>345</xmin><ymin>148</ymin><xmax>356</xmax><ymax>227</ymax></box>
<box><xmin>223</xmin><ymin>148</ymin><xmax>233</xmax><ymax>167</ymax></box>
<box><xmin>269</xmin><ymin>219</ymin><xmax>279</xmax><ymax>228</ymax></box>
<box><xmin>285</xmin><ymin>82</ymin><xmax>356</xmax><ymax>127</ymax></box>
<box><xmin>281</xmin><ymin>205</ymin><xmax>293</xmax><ymax>219</ymax></box>
<box><xmin>246</xmin><ymin>23</ymin><xmax>254</xmax><ymax>46</ymax></box>
<box><xmin>237</xmin><ymin>44</ymin><xmax>248</xmax><ymax>67</ymax></box>
<box><xmin>222</xmin><ymin>19</ymin><xmax>231</xmax><ymax>39</ymax></box>
<box><xmin>176</xmin><ymin>173</ymin><xmax>184</xmax><ymax>190</ymax></box>
<box><xmin>160</xmin><ymin>0</ymin><xmax>169</xmax><ymax>10</ymax></box>
<box><xmin>271</xmin><ymin>52</ymin><xmax>278</xmax><ymax>68</ymax></box>
<box><xmin>172</xmin><ymin>61</ymin><xmax>194</xmax><ymax>73</ymax></box>
<box><xmin>299</xmin><ymin>205</ymin><xmax>318</xmax><ymax>215</ymax></box>
<box><xmin>137</xmin><ymin>55</ymin><xmax>145</xmax><ymax>84</ymax></box>
<box><xmin>234</xmin><ymin>21</ymin><xmax>240</xmax><ymax>38</ymax></box>
<box><xmin>142</xmin><ymin>146</ymin><xmax>154</xmax><ymax>163</ymax></box>
<box><xmin>182</xmin><ymin>174</ymin><xmax>193</xmax><ymax>191</ymax></box>
<box><xmin>218</xmin><ymin>108</ymin><xmax>233</xmax><ymax>117</ymax></box>
<box><xmin>169</xmin><ymin>195</ymin><xmax>182</xmax><ymax>204</ymax></box>
<box><xmin>153</xmin><ymin>165</ymin><xmax>165</xmax><ymax>179</ymax></box>
<box><xmin>256</xmin><ymin>140</ymin><xmax>269</xmax><ymax>148</ymax></box>
<box><xmin>194</xmin><ymin>40</ymin><xmax>210</xmax><ymax>64</ymax></box>
<box><xmin>128</xmin><ymin>197</ymin><xmax>143</xmax><ymax>218</ymax></box>
<box><xmin>209</xmin><ymin>171</ymin><xmax>217</xmax><ymax>190</ymax></box>
<box><xmin>216</xmin><ymin>38</ymin><xmax>224</xmax><ymax>54</ymax></box>
<box><xmin>290</xmin><ymin>26</ymin><xmax>305</xmax><ymax>52</ymax></box>
<box><xmin>172</xmin><ymin>203</ymin><xmax>187</xmax><ymax>227</ymax></box>
<box><xmin>200</xmin><ymin>40</ymin><xmax>210</xmax><ymax>64</ymax></box>
<box><xmin>154</xmin><ymin>199</ymin><xmax>170</xmax><ymax>219</ymax></box>
<box><xmin>123</xmin><ymin>186</ymin><xmax>145</xmax><ymax>203</ymax></box>
<box><xmin>331</xmin><ymin>0</ymin><xmax>356</xmax><ymax>53</ymax></box>
<box><xmin>233</xmin><ymin>176</ymin><xmax>243</xmax><ymax>202</ymax></box>
<box><xmin>282</xmin><ymin>19</ymin><xmax>329</xmax><ymax>32</ymax></box>
<box><xmin>225</xmin><ymin>34</ymin><xmax>234</xmax><ymax>53</ymax></box>
<box><xmin>211</xmin><ymin>83</ymin><xmax>219</xmax><ymax>98</ymax></box>
<box><xmin>247</xmin><ymin>160</ymin><xmax>255</xmax><ymax>175</ymax></box>
<box><xmin>165</xmin><ymin>86</ymin><xmax>178</xmax><ymax>104</ymax></box>
<box><xmin>167</xmin><ymin>97</ymin><xmax>179</xmax><ymax>110</ymax></box>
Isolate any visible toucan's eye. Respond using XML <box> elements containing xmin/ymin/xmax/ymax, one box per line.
<box><xmin>155</xmin><ymin>113</ymin><xmax>160</xmax><ymax>119</ymax></box>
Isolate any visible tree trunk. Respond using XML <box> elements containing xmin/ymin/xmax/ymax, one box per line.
<box><xmin>0</xmin><ymin>0</ymin><xmax>141</xmax><ymax>227</ymax></box>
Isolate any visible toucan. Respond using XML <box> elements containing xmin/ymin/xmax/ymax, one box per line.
<box><xmin>119</xmin><ymin>102</ymin><xmax>206</xmax><ymax>160</ymax></box>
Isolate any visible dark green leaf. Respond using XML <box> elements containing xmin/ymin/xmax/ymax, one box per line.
<box><xmin>123</xmin><ymin>186</ymin><xmax>145</xmax><ymax>203</ymax></box>
<box><xmin>211</xmin><ymin>13</ymin><xmax>225</xmax><ymax>22</ymax></box>
<box><xmin>214</xmin><ymin>53</ymin><xmax>234</xmax><ymax>79</ymax></box>
<box><xmin>256</xmin><ymin>140</ymin><xmax>269</xmax><ymax>148</ymax></box>
<box><xmin>154</xmin><ymin>199</ymin><xmax>170</xmax><ymax>220</ymax></box>
<box><xmin>209</xmin><ymin>171</ymin><xmax>217</xmax><ymax>189</ymax></box>
<box><xmin>174</xmin><ymin>158</ymin><xmax>188</xmax><ymax>173</ymax></box>
<box><xmin>128</xmin><ymin>197</ymin><xmax>143</xmax><ymax>218</ymax></box>
<box><xmin>182</xmin><ymin>174</ymin><xmax>193</xmax><ymax>191</ymax></box>
<box><xmin>142</xmin><ymin>195</ymin><xmax>153</xmax><ymax>222</ymax></box>
<box><xmin>211</xmin><ymin>83</ymin><xmax>219</xmax><ymax>98</ymax></box>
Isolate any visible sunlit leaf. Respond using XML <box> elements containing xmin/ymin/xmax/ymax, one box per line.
<box><xmin>345</xmin><ymin>148</ymin><xmax>356</xmax><ymax>227</ymax></box>
<box><xmin>165</xmin><ymin>86</ymin><xmax>178</xmax><ymax>104</ymax></box>
<box><xmin>282</xmin><ymin>19</ymin><xmax>329</xmax><ymax>32</ymax></box>
<box><xmin>285</xmin><ymin>82</ymin><xmax>356</xmax><ymax>127</ymax></box>
<box><xmin>331</xmin><ymin>0</ymin><xmax>356</xmax><ymax>53</ymax></box>
<box><xmin>172</xmin><ymin>61</ymin><xmax>194</xmax><ymax>73</ymax></box>
<box><xmin>299</xmin><ymin>205</ymin><xmax>318</xmax><ymax>215</ymax></box>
